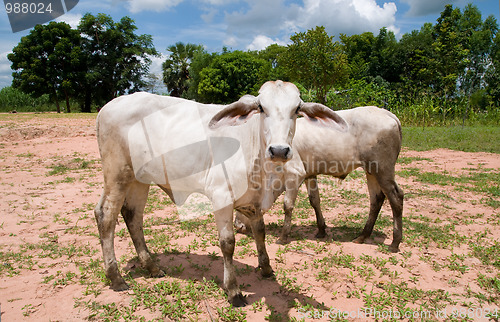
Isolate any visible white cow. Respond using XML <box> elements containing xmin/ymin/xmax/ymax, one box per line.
<box><xmin>94</xmin><ymin>81</ymin><xmax>347</xmax><ymax>306</ymax></box>
<box><xmin>236</xmin><ymin>106</ymin><xmax>404</xmax><ymax>252</ymax></box>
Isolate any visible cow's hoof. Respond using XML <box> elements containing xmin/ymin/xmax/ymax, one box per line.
<box><xmin>256</xmin><ymin>265</ymin><xmax>274</xmax><ymax>278</ymax></box>
<box><xmin>352</xmin><ymin>236</ymin><xmax>366</xmax><ymax>244</ymax></box>
<box><xmin>389</xmin><ymin>244</ymin><xmax>400</xmax><ymax>253</ymax></box>
<box><xmin>229</xmin><ymin>293</ymin><xmax>247</xmax><ymax>307</ymax></box>
<box><xmin>315</xmin><ymin>230</ymin><xmax>326</xmax><ymax>239</ymax></box>
<box><xmin>276</xmin><ymin>236</ymin><xmax>288</xmax><ymax>245</ymax></box>
<box><xmin>110</xmin><ymin>279</ymin><xmax>129</xmax><ymax>292</ymax></box>
<box><xmin>151</xmin><ymin>268</ymin><xmax>165</xmax><ymax>278</ymax></box>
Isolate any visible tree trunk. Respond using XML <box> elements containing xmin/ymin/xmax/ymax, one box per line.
<box><xmin>64</xmin><ymin>88</ymin><xmax>71</xmax><ymax>113</ymax></box>
<box><xmin>82</xmin><ymin>88</ymin><xmax>92</xmax><ymax>113</ymax></box>
<box><xmin>53</xmin><ymin>88</ymin><xmax>60</xmax><ymax>113</ymax></box>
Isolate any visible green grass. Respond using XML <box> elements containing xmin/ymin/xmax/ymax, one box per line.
<box><xmin>402</xmin><ymin>126</ymin><xmax>500</xmax><ymax>153</ymax></box>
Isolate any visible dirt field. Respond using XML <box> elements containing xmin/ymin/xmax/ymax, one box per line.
<box><xmin>0</xmin><ymin>113</ymin><xmax>499</xmax><ymax>321</ymax></box>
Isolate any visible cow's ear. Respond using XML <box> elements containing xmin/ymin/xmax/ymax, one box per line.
<box><xmin>298</xmin><ymin>102</ymin><xmax>348</xmax><ymax>132</ymax></box>
<box><xmin>209</xmin><ymin>101</ymin><xmax>260</xmax><ymax>129</ymax></box>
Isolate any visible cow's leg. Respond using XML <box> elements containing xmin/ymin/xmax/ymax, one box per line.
<box><xmin>353</xmin><ymin>173</ymin><xmax>385</xmax><ymax>246</ymax></box>
<box><xmin>214</xmin><ymin>205</ymin><xmax>246</xmax><ymax>307</ymax></box>
<box><xmin>306</xmin><ymin>176</ymin><xmax>326</xmax><ymax>238</ymax></box>
<box><xmin>94</xmin><ymin>184</ymin><xmax>128</xmax><ymax>291</ymax></box>
<box><xmin>248</xmin><ymin>206</ymin><xmax>273</xmax><ymax>277</ymax></box>
<box><xmin>278</xmin><ymin>185</ymin><xmax>299</xmax><ymax>244</ymax></box>
<box><xmin>121</xmin><ymin>182</ymin><xmax>164</xmax><ymax>278</ymax></box>
<box><xmin>379</xmin><ymin>177</ymin><xmax>404</xmax><ymax>253</ymax></box>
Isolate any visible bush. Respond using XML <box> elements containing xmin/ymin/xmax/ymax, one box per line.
<box><xmin>297</xmin><ymin>79</ymin><xmax>500</xmax><ymax>127</ymax></box>
<box><xmin>0</xmin><ymin>87</ymin><xmax>53</xmax><ymax>112</ymax></box>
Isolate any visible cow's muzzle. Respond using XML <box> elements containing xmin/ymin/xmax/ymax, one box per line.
<box><xmin>268</xmin><ymin>145</ymin><xmax>292</xmax><ymax>162</ymax></box>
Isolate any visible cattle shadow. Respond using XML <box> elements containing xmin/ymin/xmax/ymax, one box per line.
<box><xmin>124</xmin><ymin>251</ymin><xmax>329</xmax><ymax>320</ymax></box>
<box><xmin>264</xmin><ymin>222</ymin><xmax>388</xmax><ymax>247</ymax></box>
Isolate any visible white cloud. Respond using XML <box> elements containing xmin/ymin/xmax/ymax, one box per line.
<box><xmin>223</xmin><ymin>35</ymin><xmax>239</xmax><ymax>47</ymax></box>
<box><xmin>127</xmin><ymin>0</ymin><xmax>184</xmax><ymax>13</ymax></box>
<box><xmin>201</xmin><ymin>8</ymin><xmax>218</xmax><ymax>23</ymax></box>
<box><xmin>296</xmin><ymin>0</ymin><xmax>398</xmax><ymax>36</ymax></box>
<box><xmin>400</xmin><ymin>0</ymin><xmax>458</xmax><ymax>17</ymax></box>
<box><xmin>224</xmin><ymin>0</ymin><xmax>398</xmax><ymax>46</ymax></box>
<box><xmin>201</xmin><ymin>0</ymin><xmax>238</xmax><ymax>5</ymax></box>
<box><xmin>225</xmin><ymin>0</ymin><xmax>297</xmax><ymax>37</ymax></box>
<box><xmin>149</xmin><ymin>53</ymin><xmax>166</xmax><ymax>76</ymax></box>
<box><xmin>55</xmin><ymin>13</ymin><xmax>83</xmax><ymax>29</ymax></box>
<box><xmin>246</xmin><ymin>35</ymin><xmax>287</xmax><ymax>51</ymax></box>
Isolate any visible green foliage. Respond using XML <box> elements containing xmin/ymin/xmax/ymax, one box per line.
<box><xmin>8</xmin><ymin>21</ymin><xmax>83</xmax><ymax>113</ymax></box>
<box><xmin>78</xmin><ymin>13</ymin><xmax>158</xmax><ymax>110</ymax></box>
<box><xmin>326</xmin><ymin>78</ymin><xmax>394</xmax><ymax>110</ymax></box>
<box><xmin>402</xmin><ymin>126</ymin><xmax>500</xmax><ymax>153</ymax></box>
<box><xmin>256</xmin><ymin>44</ymin><xmax>289</xmax><ymax>81</ymax></box>
<box><xmin>282</xmin><ymin>26</ymin><xmax>348</xmax><ymax>104</ymax></box>
<box><xmin>0</xmin><ymin>86</ymin><xmax>51</xmax><ymax>112</ymax></box>
<box><xmin>340</xmin><ymin>32</ymin><xmax>375</xmax><ymax>79</ymax></box>
<box><xmin>6</xmin><ymin>14</ymin><xmax>157</xmax><ymax>113</ymax></box>
<box><xmin>162</xmin><ymin>42</ymin><xmax>204</xmax><ymax>97</ymax></box>
<box><xmin>197</xmin><ymin>51</ymin><xmax>268</xmax><ymax>103</ymax></box>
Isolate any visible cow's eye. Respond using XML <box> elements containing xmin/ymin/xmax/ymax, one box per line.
<box><xmin>295</xmin><ymin>106</ymin><xmax>301</xmax><ymax>114</ymax></box>
<box><xmin>258</xmin><ymin>104</ymin><xmax>264</xmax><ymax>113</ymax></box>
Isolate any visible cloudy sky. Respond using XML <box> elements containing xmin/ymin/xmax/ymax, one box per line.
<box><xmin>0</xmin><ymin>0</ymin><xmax>498</xmax><ymax>89</ymax></box>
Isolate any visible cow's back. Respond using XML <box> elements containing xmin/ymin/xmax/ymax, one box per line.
<box><xmin>293</xmin><ymin>106</ymin><xmax>401</xmax><ymax>176</ymax></box>
<box><xmin>96</xmin><ymin>92</ymin><xmax>263</xmax><ymax>208</ymax></box>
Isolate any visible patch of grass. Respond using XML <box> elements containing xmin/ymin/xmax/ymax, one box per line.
<box><xmin>0</xmin><ymin>250</ymin><xmax>36</xmax><ymax>276</ymax></box>
<box><xmin>476</xmin><ymin>274</ymin><xmax>500</xmax><ymax>303</ymax></box>
<box><xmin>402</xmin><ymin>126</ymin><xmax>500</xmax><ymax>153</ymax></box>
<box><xmin>396</xmin><ymin>167</ymin><xmax>420</xmax><ymax>178</ymax></box>
<box><xmin>130</xmin><ymin>278</ymin><xmax>225</xmax><ymax>320</ymax></box>
<box><xmin>144</xmin><ymin>187</ymin><xmax>174</xmax><ymax>214</ymax></box>
<box><xmin>16</xmin><ymin>152</ymin><xmax>35</xmax><ymax>158</ymax></box>
<box><xmin>399</xmin><ymin>165</ymin><xmax>499</xmax><ymax>201</ymax></box>
<box><xmin>363</xmin><ymin>282</ymin><xmax>454</xmax><ymax>315</ymax></box>
<box><xmin>403</xmin><ymin>215</ymin><xmax>467</xmax><ymax>249</ymax></box>
<box><xmin>470</xmin><ymin>240</ymin><xmax>500</xmax><ymax>268</ymax></box>
<box><xmin>47</xmin><ymin>163</ymin><xmax>70</xmax><ymax>176</ymax></box>
<box><xmin>217</xmin><ymin>305</ymin><xmax>247</xmax><ymax>322</ymax></box>
<box><xmin>339</xmin><ymin>189</ymin><xmax>366</xmax><ymax>204</ymax></box>
<box><xmin>46</xmin><ymin>156</ymin><xmax>95</xmax><ymax>176</ymax></box>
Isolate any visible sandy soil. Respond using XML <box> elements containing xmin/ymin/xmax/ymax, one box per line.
<box><xmin>0</xmin><ymin>114</ymin><xmax>499</xmax><ymax>321</ymax></box>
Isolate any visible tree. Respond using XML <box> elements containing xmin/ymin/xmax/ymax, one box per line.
<box><xmin>162</xmin><ymin>42</ymin><xmax>204</xmax><ymax>97</ymax></box>
<box><xmin>397</xmin><ymin>23</ymin><xmax>437</xmax><ymax>95</ymax></box>
<box><xmin>78</xmin><ymin>13</ymin><xmax>157</xmax><ymax>111</ymax></box>
<box><xmin>283</xmin><ymin>26</ymin><xmax>348</xmax><ymax>104</ymax></box>
<box><xmin>185</xmin><ymin>50</ymin><xmax>215</xmax><ymax>101</ymax></box>
<box><xmin>458</xmin><ymin>4</ymin><xmax>498</xmax><ymax>98</ymax></box>
<box><xmin>486</xmin><ymin>32</ymin><xmax>500</xmax><ymax>103</ymax></box>
<box><xmin>143</xmin><ymin>73</ymin><xmax>164</xmax><ymax>94</ymax></box>
<box><xmin>256</xmin><ymin>44</ymin><xmax>289</xmax><ymax>81</ymax></box>
<box><xmin>197</xmin><ymin>51</ymin><xmax>268</xmax><ymax>104</ymax></box>
<box><xmin>340</xmin><ymin>32</ymin><xmax>375</xmax><ymax>80</ymax></box>
<box><xmin>432</xmin><ymin>4</ymin><xmax>468</xmax><ymax>98</ymax></box>
<box><xmin>368</xmin><ymin>27</ymin><xmax>400</xmax><ymax>83</ymax></box>
<box><xmin>8</xmin><ymin>22</ymin><xmax>83</xmax><ymax>113</ymax></box>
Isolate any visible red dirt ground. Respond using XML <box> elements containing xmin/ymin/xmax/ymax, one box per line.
<box><xmin>0</xmin><ymin>114</ymin><xmax>498</xmax><ymax>321</ymax></box>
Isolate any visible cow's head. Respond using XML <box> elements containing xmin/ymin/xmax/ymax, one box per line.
<box><xmin>209</xmin><ymin>80</ymin><xmax>347</xmax><ymax>163</ymax></box>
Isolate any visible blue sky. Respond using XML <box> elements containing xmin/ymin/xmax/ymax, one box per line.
<box><xmin>0</xmin><ymin>0</ymin><xmax>499</xmax><ymax>89</ymax></box>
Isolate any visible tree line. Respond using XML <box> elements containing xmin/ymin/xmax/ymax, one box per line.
<box><xmin>7</xmin><ymin>13</ymin><xmax>156</xmax><ymax>113</ymax></box>
<box><xmin>165</xmin><ymin>4</ymin><xmax>499</xmax><ymax>124</ymax></box>
<box><xmin>6</xmin><ymin>4</ymin><xmax>500</xmax><ymax>124</ymax></box>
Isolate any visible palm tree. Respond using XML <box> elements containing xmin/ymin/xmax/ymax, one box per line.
<box><xmin>162</xmin><ymin>42</ymin><xmax>203</xmax><ymax>97</ymax></box>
